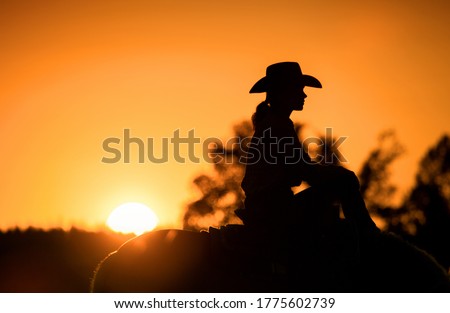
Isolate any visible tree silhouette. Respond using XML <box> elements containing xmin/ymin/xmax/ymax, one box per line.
<box><xmin>399</xmin><ymin>135</ymin><xmax>450</xmax><ymax>269</ymax></box>
<box><xmin>357</xmin><ymin>130</ymin><xmax>405</xmax><ymax>221</ymax></box>
<box><xmin>359</xmin><ymin>133</ymin><xmax>450</xmax><ymax>270</ymax></box>
<box><xmin>182</xmin><ymin>121</ymin><xmax>252</xmax><ymax>231</ymax></box>
<box><xmin>0</xmin><ymin>228</ymin><xmax>132</xmax><ymax>292</ymax></box>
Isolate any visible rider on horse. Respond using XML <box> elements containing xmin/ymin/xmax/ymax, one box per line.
<box><xmin>238</xmin><ymin>62</ymin><xmax>379</xmax><ymax>238</ymax></box>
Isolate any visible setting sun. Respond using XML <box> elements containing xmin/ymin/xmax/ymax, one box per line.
<box><xmin>106</xmin><ymin>202</ymin><xmax>159</xmax><ymax>236</ymax></box>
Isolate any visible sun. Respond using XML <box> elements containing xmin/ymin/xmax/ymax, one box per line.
<box><xmin>106</xmin><ymin>202</ymin><xmax>159</xmax><ymax>236</ymax></box>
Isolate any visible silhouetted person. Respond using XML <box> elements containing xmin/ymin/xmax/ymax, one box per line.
<box><xmin>238</xmin><ymin>62</ymin><xmax>378</xmax><ymax>238</ymax></box>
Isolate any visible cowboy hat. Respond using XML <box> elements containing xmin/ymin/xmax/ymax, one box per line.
<box><xmin>249</xmin><ymin>61</ymin><xmax>322</xmax><ymax>93</ymax></box>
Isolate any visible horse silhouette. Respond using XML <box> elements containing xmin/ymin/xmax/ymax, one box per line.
<box><xmin>91</xmin><ymin>222</ymin><xmax>450</xmax><ymax>292</ymax></box>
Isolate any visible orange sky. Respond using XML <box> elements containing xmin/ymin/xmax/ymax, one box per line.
<box><xmin>1</xmin><ymin>0</ymin><xmax>449</xmax><ymax>231</ymax></box>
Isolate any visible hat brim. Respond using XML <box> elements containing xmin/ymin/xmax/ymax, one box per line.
<box><xmin>249</xmin><ymin>74</ymin><xmax>322</xmax><ymax>93</ymax></box>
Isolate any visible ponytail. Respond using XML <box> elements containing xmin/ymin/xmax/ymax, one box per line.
<box><xmin>251</xmin><ymin>100</ymin><xmax>270</xmax><ymax>129</ymax></box>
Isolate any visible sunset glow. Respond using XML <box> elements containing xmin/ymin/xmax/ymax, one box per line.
<box><xmin>0</xmin><ymin>1</ymin><xmax>449</xmax><ymax>231</ymax></box>
<box><xmin>106</xmin><ymin>202</ymin><xmax>159</xmax><ymax>236</ymax></box>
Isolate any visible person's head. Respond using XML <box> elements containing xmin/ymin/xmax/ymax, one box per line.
<box><xmin>266</xmin><ymin>83</ymin><xmax>307</xmax><ymax>112</ymax></box>
<box><xmin>250</xmin><ymin>62</ymin><xmax>322</xmax><ymax>126</ymax></box>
